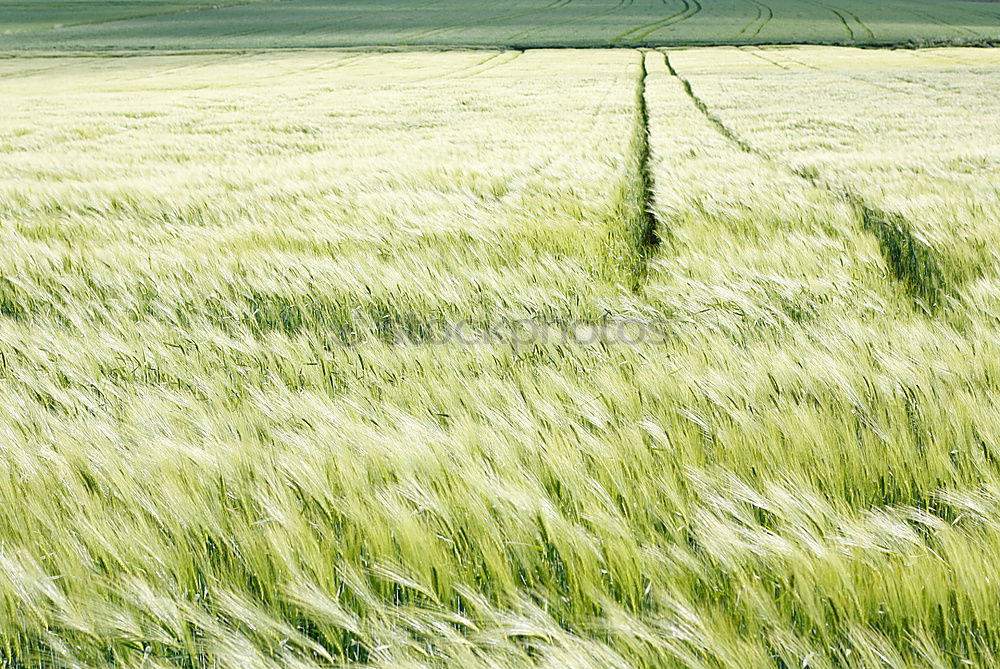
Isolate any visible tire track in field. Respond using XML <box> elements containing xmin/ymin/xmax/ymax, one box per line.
<box><xmin>214</xmin><ymin>3</ymin><xmax>372</xmax><ymax>41</ymax></box>
<box><xmin>903</xmin><ymin>8</ymin><xmax>981</xmax><ymax>38</ymax></box>
<box><xmin>738</xmin><ymin>2</ymin><xmax>763</xmax><ymax>35</ymax></box>
<box><xmin>805</xmin><ymin>1</ymin><xmax>875</xmax><ymax>42</ymax></box>
<box><xmin>827</xmin><ymin>6</ymin><xmax>855</xmax><ymax>41</ymax></box>
<box><xmin>488</xmin><ymin>53</ymin><xmax>632</xmax><ymax>214</ymax></box>
<box><xmin>633</xmin><ymin>50</ymin><xmax>660</xmax><ymax>287</ymax></box>
<box><xmin>883</xmin><ymin>57</ymin><xmax>989</xmax><ymax>100</ymax></box>
<box><xmin>761</xmin><ymin>48</ymin><xmax>979</xmax><ymax>106</ymax></box>
<box><xmin>774</xmin><ymin>49</ymin><xmax>954</xmax><ymax>104</ymax></box>
<box><xmin>844</xmin><ymin>9</ymin><xmax>875</xmax><ymax>41</ymax></box>
<box><xmin>410</xmin><ymin>51</ymin><xmax>504</xmax><ymax>82</ymax></box>
<box><xmin>640</xmin><ymin>0</ymin><xmax>702</xmax><ymax>42</ymax></box>
<box><xmin>488</xmin><ymin>67</ymin><xmax>625</xmax><ymax>222</ymax></box>
<box><xmin>505</xmin><ymin>0</ymin><xmax>629</xmax><ymax>45</ymax></box>
<box><xmin>249</xmin><ymin>53</ymin><xmax>371</xmax><ymax>84</ymax></box>
<box><xmin>741</xmin><ymin>47</ymin><xmax>953</xmax><ymax>103</ymax></box>
<box><xmin>738</xmin><ymin>46</ymin><xmax>791</xmax><ymax>70</ymax></box>
<box><xmin>213</xmin><ymin>0</ymin><xmax>449</xmax><ymax>44</ymax></box>
<box><xmin>785</xmin><ymin>50</ymin><xmax>975</xmax><ymax>107</ymax></box>
<box><xmin>614</xmin><ymin>0</ymin><xmax>702</xmax><ymax>44</ymax></box>
<box><xmin>755</xmin><ymin>49</ymin><xmax>819</xmax><ymax>71</ymax></box>
<box><xmin>26</xmin><ymin>0</ymin><xmax>287</xmax><ymax>34</ymax></box>
<box><xmin>605</xmin><ymin>50</ymin><xmax>659</xmax><ymax>290</ymax></box>
<box><xmin>831</xmin><ymin>8</ymin><xmax>855</xmax><ymax>41</ymax></box>
<box><xmin>839</xmin><ymin>6</ymin><xmax>875</xmax><ymax>40</ymax></box>
<box><xmin>800</xmin><ymin>0</ymin><xmax>854</xmax><ymax>41</ymax></box>
<box><xmin>661</xmin><ymin>50</ymin><xmax>946</xmax><ymax>313</ymax></box>
<box><xmin>738</xmin><ymin>0</ymin><xmax>773</xmax><ymax>38</ymax></box>
<box><xmin>613</xmin><ymin>0</ymin><xmax>690</xmax><ymax>42</ymax></box>
<box><xmin>246</xmin><ymin>0</ymin><xmax>450</xmax><ymax>45</ymax></box>
<box><xmin>411</xmin><ymin>49</ymin><xmax>525</xmax><ymax>83</ymax></box>
<box><xmin>146</xmin><ymin>53</ymin><xmax>252</xmax><ymax>77</ymax></box>
<box><xmin>0</xmin><ymin>52</ymin><xmax>243</xmax><ymax>82</ymax></box>
<box><xmin>452</xmin><ymin>50</ymin><xmax>524</xmax><ymax>79</ymax></box>
<box><xmin>398</xmin><ymin>0</ymin><xmax>568</xmax><ymax>45</ymax></box>
<box><xmin>0</xmin><ymin>62</ymin><xmax>77</xmax><ymax>80</ymax></box>
<box><xmin>487</xmin><ymin>0</ymin><xmax>577</xmax><ymax>43</ymax></box>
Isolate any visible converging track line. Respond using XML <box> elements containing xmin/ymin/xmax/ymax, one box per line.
<box><xmin>660</xmin><ymin>50</ymin><xmax>947</xmax><ymax>312</ymax></box>
<box><xmin>613</xmin><ymin>0</ymin><xmax>702</xmax><ymax>44</ymax></box>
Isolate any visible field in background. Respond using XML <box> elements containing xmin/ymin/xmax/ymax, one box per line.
<box><xmin>1</xmin><ymin>46</ymin><xmax>1000</xmax><ymax>667</ymax></box>
<box><xmin>1</xmin><ymin>0</ymin><xmax>1000</xmax><ymax>49</ymax></box>
<box><xmin>0</xmin><ymin>0</ymin><xmax>272</xmax><ymax>35</ymax></box>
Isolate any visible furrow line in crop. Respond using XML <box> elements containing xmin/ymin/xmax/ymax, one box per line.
<box><xmin>829</xmin><ymin>7</ymin><xmax>856</xmax><ymax>41</ymax></box>
<box><xmin>453</xmin><ymin>49</ymin><xmax>523</xmax><ymax>79</ymax></box>
<box><xmin>738</xmin><ymin>46</ymin><xmax>791</xmax><ymax>70</ymax></box>
<box><xmin>613</xmin><ymin>0</ymin><xmax>691</xmax><ymax>43</ymax></box>
<box><xmin>758</xmin><ymin>49</ymin><xmax>820</xmax><ymax>70</ymax></box>
<box><xmin>904</xmin><ymin>8</ymin><xmax>979</xmax><ymax>37</ymax></box>
<box><xmin>801</xmin><ymin>1</ymin><xmax>855</xmax><ymax>41</ymax></box>
<box><xmin>471</xmin><ymin>54</ymin><xmax>629</xmax><ymax>211</ymax></box>
<box><xmin>738</xmin><ymin>3</ymin><xmax>763</xmax><ymax>36</ymax></box>
<box><xmin>662</xmin><ymin>51</ymin><xmax>947</xmax><ymax>312</ymax></box>
<box><xmin>412</xmin><ymin>51</ymin><xmax>505</xmax><ymax>82</ymax></box>
<box><xmin>603</xmin><ymin>50</ymin><xmax>660</xmax><ymax>291</ymax></box>
<box><xmin>31</xmin><ymin>0</ymin><xmax>288</xmax><ymax>33</ymax></box>
<box><xmin>765</xmin><ymin>49</ymin><xmax>959</xmax><ymax>102</ymax></box>
<box><xmin>751</xmin><ymin>0</ymin><xmax>773</xmax><ymax>36</ymax></box>
<box><xmin>634</xmin><ymin>0</ymin><xmax>704</xmax><ymax>43</ymax></box>
<box><xmin>505</xmin><ymin>0</ymin><xmax>630</xmax><ymax>45</ymax></box>
<box><xmin>738</xmin><ymin>0</ymin><xmax>772</xmax><ymax>37</ymax></box>
<box><xmin>0</xmin><ymin>63</ymin><xmax>69</xmax><ymax>80</ymax></box>
<box><xmin>287</xmin><ymin>0</ymin><xmax>448</xmax><ymax>44</ymax></box>
<box><xmin>854</xmin><ymin>13</ymin><xmax>878</xmax><ymax>41</ymax></box>
<box><xmin>836</xmin><ymin>5</ymin><xmax>875</xmax><ymax>40</ymax></box>
<box><xmin>777</xmin><ymin>49</ymin><xmax>953</xmax><ymax>104</ymax></box>
<box><xmin>248</xmin><ymin>53</ymin><xmax>369</xmax><ymax>84</ymax></box>
<box><xmin>850</xmin><ymin>198</ymin><xmax>946</xmax><ymax>312</ymax></box>
<box><xmin>400</xmin><ymin>0</ymin><xmax>570</xmax><ymax>45</ymax></box>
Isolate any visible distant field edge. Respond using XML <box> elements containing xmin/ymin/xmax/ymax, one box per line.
<box><xmin>1</xmin><ymin>39</ymin><xmax>998</xmax><ymax>58</ymax></box>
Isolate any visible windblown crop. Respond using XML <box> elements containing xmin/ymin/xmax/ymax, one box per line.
<box><xmin>1</xmin><ymin>0</ymin><xmax>999</xmax><ymax>49</ymax></box>
<box><xmin>1</xmin><ymin>46</ymin><xmax>999</xmax><ymax>667</ymax></box>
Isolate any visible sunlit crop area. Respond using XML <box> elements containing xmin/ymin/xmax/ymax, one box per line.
<box><xmin>1</xmin><ymin>45</ymin><xmax>999</xmax><ymax>667</ymax></box>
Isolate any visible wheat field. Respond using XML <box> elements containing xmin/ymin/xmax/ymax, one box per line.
<box><xmin>2</xmin><ymin>0</ymin><xmax>999</xmax><ymax>49</ymax></box>
<box><xmin>1</xmin><ymin>46</ymin><xmax>1000</xmax><ymax>667</ymax></box>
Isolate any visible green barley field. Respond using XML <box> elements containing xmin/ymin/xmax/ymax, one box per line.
<box><xmin>2</xmin><ymin>2</ymin><xmax>1000</xmax><ymax>668</ymax></box>
<box><xmin>1</xmin><ymin>0</ymin><xmax>1000</xmax><ymax>48</ymax></box>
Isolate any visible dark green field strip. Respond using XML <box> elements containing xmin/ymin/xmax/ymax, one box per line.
<box><xmin>1</xmin><ymin>0</ymin><xmax>998</xmax><ymax>49</ymax></box>
<box><xmin>0</xmin><ymin>0</ymin><xmax>275</xmax><ymax>34</ymax></box>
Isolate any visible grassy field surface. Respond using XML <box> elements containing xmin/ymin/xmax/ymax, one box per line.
<box><xmin>0</xmin><ymin>0</ymin><xmax>273</xmax><ymax>35</ymax></box>
<box><xmin>1</xmin><ymin>46</ymin><xmax>1000</xmax><ymax>666</ymax></box>
<box><xmin>0</xmin><ymin>49</ymin><xmax>641</xmax><ymax>333</ymax></box>
<box><xmin>1</xmin><ymin>0</ymin><xmax>999</xmax><ymax>49</ymax></box>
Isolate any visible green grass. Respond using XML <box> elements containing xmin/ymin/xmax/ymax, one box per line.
<box><xmin>1</xmin><ymin>47</ymin><xmax>1000</xmax><ymax>667</ymax></box>
<box><xmin>0</xmin><ymin>0</ymin><xmax>271</xmax><ymax>35</ymax></box>
<box><xmin>1</xmin><ymin>0</ymin><xmax>999</xmax><ymax>49</ymax></box>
